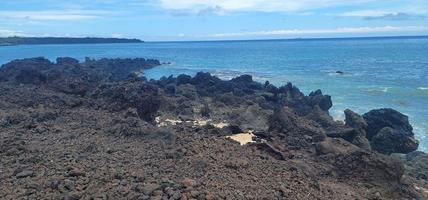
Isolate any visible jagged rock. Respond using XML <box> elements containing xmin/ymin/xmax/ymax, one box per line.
<box><xmin>344</xmin><ymin>109</ymin><xmax>371</xmax><ymax>150</ymax></box>
<box><xmin>362</xmin><ymin>108</ymin><xmax>418</xmax><ymax>154</ymax></box>
<box><xmin>307</xmin><ymin>89</ymin><xmax>332</xmax><ymax>112</ymax></box>
<box><xmin>56</xmin><ymin>57</ymin><xmax>79</xmax><ymax>65</ymax></box>
<box><xmin>191</xmin><ymin>72</ymin><xmax>220</xmax><ymax>86</ymax></box>
<box><xmin>305</xmin><ymin>105</ymin><xmax>336</xmax><ymax>127</ymax></box>
<box><xmin>363</xmin><ymin>108</ymin><xmax>413</xmax><ymax>139</ymax></box>
<box><xmin>268</xmin><ymin>106</ymin><xmax>326</xmax><ymax>143</ymax></box>
<box><xmin>0</xmin><ymin>57</ymin><xmax>423</xmax><ymax>199</ymax></box>
<box><xmin>0</xmin><ymin>57</ymin><xmax>53</xmax><ymax>83</ymax></box>
<box><xmin>176</xmin><ymin>74</ymin><xmax>192</xmax><ymax>85</ymax></box>
<box><xmin>371</xmin><ymin>127</ymin><xmax>419</xmax><ymax>154</ymax></box>
<box><xmin>345</xmin><ymin>109</ymin><xmax>367</xmax><ymax>129</ymax></box>
<box><xmin>231</xmin><ymin>74</ymin><xmax>253</xmax><ymax>83</ymax></box>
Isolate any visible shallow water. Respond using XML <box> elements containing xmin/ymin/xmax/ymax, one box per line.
<box><xmin>1</xmin><ymin>37</ymin><xmax>427</xmax><ymax>151</ymax></box>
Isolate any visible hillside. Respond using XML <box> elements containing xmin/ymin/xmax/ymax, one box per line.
<box><xmin>0</xmin><ymin>37</ymin><xmax>143</xmax><ymax>46</ymax></box>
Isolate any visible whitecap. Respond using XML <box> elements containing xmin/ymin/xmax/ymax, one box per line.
<box><xmin>361</xmin><ymin>87</ymin><xmax>390</xmax><ymax>93</ymax></box>
<box><xmin>417</xmin><ymin>87</ymin><xmax>428</xmax><ymax>90</ymax></box>
<box><xmin>331</xmin><ymin>109</ymin><xmax>345</xmax><ymax>122</ymax></box>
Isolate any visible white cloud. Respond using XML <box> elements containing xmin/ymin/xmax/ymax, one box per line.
<box><xmin>339</xmin><ymin>10</ymin><xmax>397</xmax><ymax>17</ymax></box>
<box><xmin>210</xmin><ymin>26</ymin><xmax>428</xmax><ymax>38</ymax></box>
<box><xmin>159</xmin><ymin>0</ymin><xmax>375</xmax><ymax>13</ymax></box>
<box><xmin>335</xmin><ymin>9</ymin><xmax>427</xmax><ymax>20</ymax></box>
<box><xmin>0</xmin><ymin>29</ymin><xmax>26</xmax><ymax>37</ymax></box>
<box><xmin>0</xmin><ymin>10</ymin><xmax>109</xmax><ymax>21</ymax></box>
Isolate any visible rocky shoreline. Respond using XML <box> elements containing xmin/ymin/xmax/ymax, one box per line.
<box><xmin>0</xmin><ymin>57</ymin><xmax>427</xmax><ymax>199</ymax></box>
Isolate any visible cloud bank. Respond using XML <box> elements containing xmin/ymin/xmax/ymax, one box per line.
<box><xmin>209</xmin><ymin>26</ymin><xmax>428</xmax><ymax>38</ymax></box>
<box><xmin>159</xmin><ymin>0</ymin><xmax>375</xmax><ymax>13</ymax></box>
<box><xmin>0</xmin><ymin>10</ymin><xmax>109</xmax><ymax>21</ymax></box>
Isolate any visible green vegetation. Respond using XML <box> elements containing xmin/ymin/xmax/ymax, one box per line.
<box><xmin>0</xmin><ymin>37</ymin><xmax>143</xmax><ymax>46</ymax></box>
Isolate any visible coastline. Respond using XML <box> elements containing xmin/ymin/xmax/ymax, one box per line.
<box><xmin>0</xmin><ymin>37</ymin><xmax>144</xmax><ymax>46</ymax></box>
<box><xmin>0</xmin><ymin>57</ymin><xmax>427</xmax><ymax>199</ymax></box>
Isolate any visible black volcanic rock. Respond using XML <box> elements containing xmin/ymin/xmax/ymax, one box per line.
<box><xmin>307</xmin><ymin>89</ymin><xmax>333</xmax><ymax>112</ymax></box>
<box><xmin>231</xmin><ymin>74</ymin><xmax>253</xmax><ymax>83</ymax></box>
<box><xmin>363</xmin><ymin>108</ymin><xmax>413</xmax><ymax>139</ymax></box>
<box><xmin>371</xmin><ymin>127</ymin><xmax>419</xmax><ymax>154</ymax></box>
<box><xmin>0</xmin><ymin>57</ymin><xmax>424</xmax><ymax>199</ymax></box>
<box><xmin>176</xmin><ymin>74</ymin><xmax>192</xmax><ymax>85</ymax></box>
<box><xmin>268</xmin><ymin>106</ymin><xmax>326</xmax><ymax>145</ymax></box>
<box><xmin>0</xmin><ymin>57</ymin><xmax>162</xmax><ymax>96</ymax></box>
<box><xmin>56</xmin><ymin>57</ymin><xmax>79</xmax><ymax>65</ymax></box>
<box><xmin>362</xmin><ymin>108</ymin><xmax>418</xmax><ymax>154</ymax></box>
<box><xmin>344</xmin><ymin>109</ymin><xmax>371</xmax><ymax>150</ymax></box>
<box><xmin>0</xmin><ymin>57</ymin><xmax>53</xmax><ymax>84</ymax></box>
<box><xmin>345</xmin><ymin>109</ymin><xmax>368</xmax><ymax>129</ymax></box>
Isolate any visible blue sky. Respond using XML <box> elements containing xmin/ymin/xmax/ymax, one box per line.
<box><xmin>0</xmin><ymin>0</ymin><xmax>427</xmax><ymax>41</ymax></box>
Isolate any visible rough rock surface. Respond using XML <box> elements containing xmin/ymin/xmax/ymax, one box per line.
<box><xmin>363</xmin><ymin>108</ymin><xmax>414</xmax><ymax>139</ymax></box>
<box><xmin>363</xmin><ymin>108</ymin><xmax>419</xmax><ymax>154</ymax></box>
<box><xmin>0</xmin><ymin>57</ymin><xmax>426</xmax><ymax>199</ymax></box>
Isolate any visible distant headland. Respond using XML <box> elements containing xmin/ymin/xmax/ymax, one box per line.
<box><xmin>0</xmin><ymin>37</ymin><xmax>143</xmax><ymax>46</ymax></box>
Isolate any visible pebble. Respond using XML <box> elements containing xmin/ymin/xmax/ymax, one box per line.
<box><xmin>181</xmin><ymin>178</ymin><xmax>197</xmax><ymax>188</ymax></box>
<box><xmin>15</xmin><ymin>170</ymin><xmax>34</xmax><ymax>178</ymax></box>
<box><xmin>141</xmin><ymin>183</ymin><xmax>160</xmax><ymax>195</ymax></box>
<box><xmin>67</xmin><ymin>168</ymin><xmax>86</xmax><ymax>177</ymax></box>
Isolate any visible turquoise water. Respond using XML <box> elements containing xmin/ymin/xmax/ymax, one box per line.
<box><xmin>1</xmin><ymin>37</ymin><xmax>427</xmax><ymax>151</ymax></box>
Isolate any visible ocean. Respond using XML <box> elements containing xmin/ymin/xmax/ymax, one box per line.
<box><xmin>1</xmin><ymin>36</ymin><xmax>427</xmax><ymax>151</ymax></box>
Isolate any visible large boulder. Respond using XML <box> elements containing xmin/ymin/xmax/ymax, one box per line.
<box><xmin>371</xmin><ymin>127</ymin><xmax>419</xmax><ymax>154</ymax></box>
<box><xmin>363</xmin><ymin>108</ymin><xmax>418</xmax><ymax>154</ymax></box>
<box><xmin>363</xmin><ymin>108</ymin><xmax>413</xmax><ymax>139</ymax></box>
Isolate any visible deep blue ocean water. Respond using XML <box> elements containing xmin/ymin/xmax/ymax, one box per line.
<box><xmin>1</xmin><ymin>37</ymin><xmax>427</xmax><ymax>151</ymax></box>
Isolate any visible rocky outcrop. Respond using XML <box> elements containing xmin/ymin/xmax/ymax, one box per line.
<box><xmin>344</xmin><ymin>109</ymin><xmax>371</xmax><ymax>150</ymax></box>
<box><xmin>0</xmin><ymin>57</ymin><xmax>424</xmax><ymax>199</ymax></box>
<box><xmin>363</xmin><ymin>108</ymin><xmax>414</xmax><ymax>139</ymax></box>
<box><xmin>363</xmin><ymin>108</ymin><xmax>419</xmax><ymax>154</ymax></box>
<box><xmin>371</xmin><ymin>127</ymin><xmax>419</xmax><ymax>154</ymax></box>
<box><xmin>0</xmin><ymin>57</ymin><xmax>162</xmax><ymax>94</ymax></box>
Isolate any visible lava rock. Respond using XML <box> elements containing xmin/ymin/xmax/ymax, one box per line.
<box><xmin>177</xmin><ymin>74</ymin><xmax>192</xmax><ymax>85</ymax></box>
<box><xmin>363</xmin><ymin>108</ymin><xmax>413</xmax><ymax>139</ymax></box>
<box><xmin>307</xmin><ymin>89</ymin><xmax>332</xmax><ymax>112</ymax></box>
<box><xmin>344</xmin><ymin>109</ymin><xmax>371</xmax><ymax>150</ymax></box>
<box><xmin>371</xmin><ymin>127</ymin><xmax>419</xmax><ymax>154</ymax></box>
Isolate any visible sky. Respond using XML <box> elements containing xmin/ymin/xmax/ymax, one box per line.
<box><xmin>0</xmin><ymin>0</ymin><xmax>428</xmax><ymax>41</ymax></box>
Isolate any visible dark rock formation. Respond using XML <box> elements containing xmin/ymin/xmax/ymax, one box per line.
<box><xmin>307</xmin><ymin>89</ymin><xmax>332</xmax><ymax>112</ymax></box>
<box><xmin>371</xmin><ymin>127</ymin><xmax>419</xmax><ymax>154</ymax></box>
<box><xmin>0</xmin><ymin>57</ymin><xmax>424</xmax><ymax>199</ymax></box>
<box><xmin>344</xmin><ymin>109</ymin><xmax>371</xmax><ymax>150</ymax></box>
<box><xmin>363</xmin><ymin>108</ymin><xmax>418</xmax><ymax>154</ymax></box>
<box><xmin>363</xmin><ymin>108</ymin><xmax>414</xmax><ymax>139</ymax></box>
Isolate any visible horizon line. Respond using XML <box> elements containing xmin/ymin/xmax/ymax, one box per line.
<box><xmin>146</xmin><ymin>35</ymin><xmax>428</xmax><ymax>43</ymax></box>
